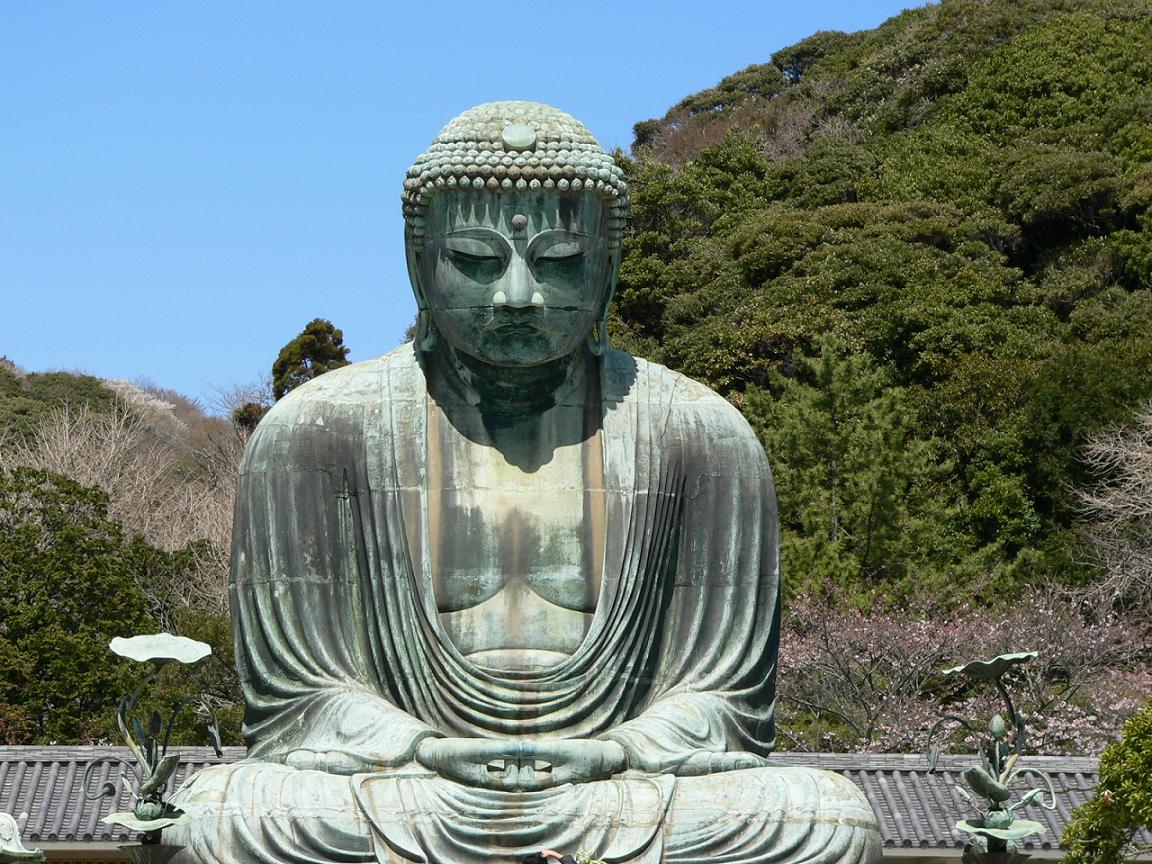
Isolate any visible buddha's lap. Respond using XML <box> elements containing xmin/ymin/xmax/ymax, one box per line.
<box><xmin>168</xmin><ymin>759</ymin><xmax>879</xmax><ymax>862</ymax></box>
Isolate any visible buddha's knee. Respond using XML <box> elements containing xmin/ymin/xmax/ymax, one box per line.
<box><xmin>663</xmin><ymin>767</ymin><xmax>880</xmax><ymax>864</ymax></box>
<box><xmin>168</xmin><ymin>762</ymin><xmax>374</xmax><ymax>864</ymax></box>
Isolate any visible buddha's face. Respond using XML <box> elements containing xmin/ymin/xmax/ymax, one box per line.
<box><xmin>415</xmin><ymin>190</ymin><xmax>613</xmax><ymax>368</ymax></box>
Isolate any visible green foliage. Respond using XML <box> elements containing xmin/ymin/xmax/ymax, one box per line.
<box><xmin>0</xmin><ymin>367</ymin><xmax>117</xmax><ymax>442</ymax></box>
<box><xmin>947</xmin><ymin>12</ymin><xmax>1152</xmax><ymax>143</ymax></box>
<box><xmin>231</xmin><ymin>401</ymin><xmax>269</xmax><ymax>432</ymax></box>
<box><xmin>0</xmin><ymin>467</ymin><xmax>155</xmax><ymax>742</ymax></box>
<box><xmin>1018</xmin><ymin>329</ymin><xmax>1152</xmax><ymax>520</ymax></box>
<box><xmin>21</xmin><ymin>371</ymin><xmax>118</xmax><ymax>410</ymax></box>
<box><xmin>618</xmin><ymin>0</ymin><xmax>1152</xmax><ymax>603</ymax></box>
<box><xmin>0</xmin><ymin>467</ymin><xmax>241</xmax><ymax>746</ymax></box>
<box><xmin>672</xmin><ymin>63</ymin><xmax>785</xmax><ymax>116</ymax></box>
<box><xmin>0</xmin><ymin>363</ymin><xmax>247</xmax><ymax>745</ymax></box>
<box><xmin>613</xmin><ymin>138</ymin><xmax>773</xmax><ymax>351</ymax></box>
<box><xmin>162</xmin><ymin>607</ymin><xmax>244</xmax><ymax>745</ymax></box>
<box><xmin>1063</xmin><ymin>698</ymin><xmax>1152</xmax><ymax>863</ymax></box>
<box><xmin>1113</xmin><ymin>213</ymin><xmax>1152</xmax><ymax>287</ymax></box>
<box><xmin>745</xmin><ymin>340</ymin><xmax>965</xmax><ymax>602</ymax></box>
<box><xmin>771</xmin><ymin>30</ymin><xmax>856</xmax><ymax>83</ymax></box>
<box><xmin>271</xmin><ymin>318</ymin><xmax>351</xmax><ymax>400</ymax></box>
<box><xmin>870</xmin><ymin>125</ymin><xmax>998</xmax><ymax>210</ymax></box>
<box><xmin>764</xmin><ymin>141</ymin><xmax>879</xmax><ymax>208</ymax></box>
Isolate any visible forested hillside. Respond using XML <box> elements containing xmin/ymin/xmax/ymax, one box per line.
<box><xmin>614</xmin><ymin>0</ymin><xmax>1152</xmax><ymax>604</ymax></box>
<box><xmin>2</xmin><ymin>0</ymin><xmax>1150</xmax><ymax>754</ymax></box>
<box><xmin>608</xmin><ymin>0</ymin><xmax>1152</xmax><ymax>751</ymax></box>
<box><xmin>0</xmin><ymin>360</ymin><xmax>244</xmax><ymax>744</ymax></box>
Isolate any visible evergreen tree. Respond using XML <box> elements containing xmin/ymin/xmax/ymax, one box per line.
<box><xmin>231</xmin><ymin>400</ymin><xmax>269</xmax><ymax>433</ymax></box>
<box><xmin>0</xmin><ymin>467</ymin><xmax>155</xmax><ymax>742</ymax></box>
<box><xmin>1063</xmin><ymin>698</ymin><xmax>1152</xmax><ymax>864</ymax></box>
<box><xmin>0</xmin><ymin>365</ymin><xmax>118</xmax><ymax>443</ymax></box>
<box><xmin>614</xmin><ymin>0</ymin><xmax>1152</xmax><ymax>600</ymax></box>
<box><xmin>271</xmin><ymin>318</ymin><xmax>351</xmax><ymax>400</ymax></box>
<box><xmin>745</xmin><ymin>339</ymin><xmax>965</xmax><ymax>602</ymax></box>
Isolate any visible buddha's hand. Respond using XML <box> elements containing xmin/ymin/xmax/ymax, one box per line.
<box><xmin>280</xmin><ymin>749</ymin><xmax>383</xmax><ymax>775</ymax></box>
<box><xmin>671</xmin><ymin>751</ymin><xmax>767</xmax><ymax>776</ymax></box>
<box><xmin>415</xmin><ymin>737</ymin><xmax>627</xmax><ymax>791</ymax></box>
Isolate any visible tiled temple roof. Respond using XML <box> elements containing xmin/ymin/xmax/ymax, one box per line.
<box><xmin>1</xmin><ymin>746</ymin><xmax>245</xmax><ymax>846</ymax></box>
<box><xmin>770</xmin><ymin>752</ymin><xmax>1121</xmax><ymax>856</ymax></box>
<box><xmin>2</xmin><ymin>747</ymin><xmax>1146</xmax><ymax>855</ymax></box>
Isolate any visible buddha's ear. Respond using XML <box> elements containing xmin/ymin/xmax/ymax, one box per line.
<box><xmin>405</xmin><ymin>234</ymin><xmax>438</xmax><ymax>351</ymax></box>
<box><xmin>588</xmin><ymin>251</ymin><xmax>621</xmax><ymax>357</ymax></box>
<box><xmin>606</xmin><ymin>249</ymin><xmax>621</xmax><ymax>304</ymax></box>
<box><xmin>404</xmin><ymin>232</ymin><xmax>427</xmax><ymax>310</ymax></box>
<box><xmin>599</xmin><ymin>248</ymin><xmax>621</xmax><ymax>318</ymax></box>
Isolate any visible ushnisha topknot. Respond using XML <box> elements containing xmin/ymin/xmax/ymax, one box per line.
<box><xmin>402</xmin><ymin>101</ymin><xmax>629</xmax><ymax>251</ymax></box>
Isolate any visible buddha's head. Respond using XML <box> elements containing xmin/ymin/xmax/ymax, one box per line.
<box><xmin>403</xmin><ymin>102</ymin><xmax>628</xmax><ymax>368</ymax></box>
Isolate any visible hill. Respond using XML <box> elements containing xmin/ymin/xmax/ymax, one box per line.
<box><xmin>612</xmin><ymin>0</ymin><xmax>1152</xmax><ymax>604</ymax></box>
<box><xmin>0</xmin><ymin>359</ymin><xmax>242</xmax><ymax>744</ymax></box>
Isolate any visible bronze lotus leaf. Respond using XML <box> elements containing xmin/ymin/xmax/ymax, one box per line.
<box><xmin>944</xmin><ymin>652</ymin><xmax>1038</xmax><ymax>681</ymax></box>
<box><xmin>109</xmin><ymin>633</ymin><xmax>212</xmax><ymax>666</ymax></box>
<box><xmin>955</xmin><ymin>817</ymin><xmax>1046</xmax><ymax>842</ymax></box>
<box><xmin>102</xmin><ymin>810</ymin><xmax>186</xmax><ymax>834</ymax></box>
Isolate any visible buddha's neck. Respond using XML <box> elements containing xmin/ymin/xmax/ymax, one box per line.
<box><xmin>426</xmin><ymin>346</ymin><xmax>600</xmax><ymax>470</ymax></box>
<box><xmin>439</xmin><ymin>346</ymin><xmax>593</xmax><ymax>415</ymax></box>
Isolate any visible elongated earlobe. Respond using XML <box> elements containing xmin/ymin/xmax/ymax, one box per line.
<box><xmin>416</xmin><ymin>309</ymin><xmax>438</xmax><ymax>352</ymax></box>
<box><xmin>587</xmin><ymin>254</ymin><xmax>618</xmax><ymax>357</ymax></box>
<box><xmin>586</xmin><ymin>316</ymin><xmax>608</xmax><ymax>356</ymax></box>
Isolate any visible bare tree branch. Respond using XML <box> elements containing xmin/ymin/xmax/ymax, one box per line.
<box><xmin>0</xmin><ymin>399</ymin><xmax>241</xmax><ymax>623</ymax></box>
<box><xmin>1075</xmin><ymin>403</ymin><xmax>1152</xmax><ymax>610</ymax></box>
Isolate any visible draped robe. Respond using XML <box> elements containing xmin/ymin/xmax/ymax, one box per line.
<box><xmin>169</xmin><ymin>345</ymin><xmax>881</xmax><ymax>864</ymax></box>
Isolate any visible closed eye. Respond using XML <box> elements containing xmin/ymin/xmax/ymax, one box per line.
<box><xmin>444</xmin><ymin>236</ymin><xmax>506</xmax><ymax>263</ymax></box>
<box><xmin>534</xmin><ymin>241</ymin><xmax>585</xmax><ymax>263</ymax></box>
<box><xmin>442</xmin><ymin>237</ymin><xmax>505</xmax><ymax>282</ymax></box>
<box><xmin>529</xmin><ymin>231</ymin><xmax>588</xmax><ymax>269</ymax></box>
<box><xmin>451</xmin><ymin>249</ymin><xmax>502</xmax><ymax>263</ymax></box>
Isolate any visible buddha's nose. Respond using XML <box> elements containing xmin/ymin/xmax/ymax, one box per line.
<box><xmin>492</xmin><ymin>256</ymin><xmax>544</xmax><ymax>309</ymax></box>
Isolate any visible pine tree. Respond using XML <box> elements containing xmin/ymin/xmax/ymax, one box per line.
<box><xmin>271</xmin><ymin>318</ymin><xmax>351</xmax><ymax>401</ymax></box>
<box><xmin>0</xmin><ymin>467</ymin><xmax>154</xmax><ymax>742</ymax></box>
<box><xmin>745</xmin><ymin>338</ymin><xmax>964</xmax><ymax>601</ymax></box>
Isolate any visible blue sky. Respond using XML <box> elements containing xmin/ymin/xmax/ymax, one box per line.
<box><xmin>1</xmin><ymin>1</ymin><xmax>920</xmax><ymax>409</ymax></box>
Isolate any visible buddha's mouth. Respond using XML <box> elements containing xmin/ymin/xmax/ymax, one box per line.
<box><xmin>488</xmin><ymin>321</ymin><xmax>544</xmax><ymax>335</ymax></box>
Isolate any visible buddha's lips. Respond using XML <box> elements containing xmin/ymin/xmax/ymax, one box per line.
<box><xmin>488</xmin><ymin>321</ymin><xmax>543</xmax><ymax>335</ymax></box>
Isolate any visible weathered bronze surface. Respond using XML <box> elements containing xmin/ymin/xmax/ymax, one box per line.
<box><xmin>168</xmin><ymin>101</ymin><xmax>882</xmax><ymax>863</ymax></box>
<box><xmin>0</xmin><ymin>813</ymin><xmax>44</xmax><ymax>863</ymax></box>
<box><xmin>929</xmin><ymin>652</ymin><xmax>1055</xmax><ymax>861</ymax></box>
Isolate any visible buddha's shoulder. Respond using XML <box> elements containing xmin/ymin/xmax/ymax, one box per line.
<box><xmin>248</xmin><ymin>346</ymin><xmax>420</xmax><ymax>441</ymax></box>
<box><xmin>612</xmin><ymin>351</ymin><xmax>765</xmax><ymax>460</ymax></box>
<box><xmin>615</xmin><ymin>351</ymin><xmax>747</xmax><ymax>427</ymax></box>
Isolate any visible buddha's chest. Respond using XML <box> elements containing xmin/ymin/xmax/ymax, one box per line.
<box><xmin>430</xmin><ymin>436</ymin><xmax>605</xmax><ymax>606</ymax></box>
<box><xmin>425</xmin><ymin>414</ymin><xmax>606</xmax><ymax>668</ymax></box>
